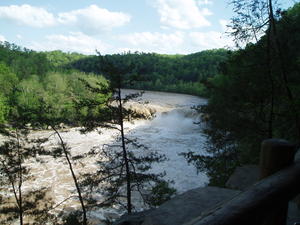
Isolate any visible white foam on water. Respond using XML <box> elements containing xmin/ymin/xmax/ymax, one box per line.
<box><xmin>3</xmin><ymin>90</ymin><xmax>208</xmax><ymax>223</ymax></box>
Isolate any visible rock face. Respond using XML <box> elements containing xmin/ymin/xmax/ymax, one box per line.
<box><xmin>114</xmin><ymin>186</ymin><xmax>240</xmax><ymax>225</ymax></box>
<box><xmin>114</xmin><ymin>210</ymin><xmax>154</xmax><ymax>225</ymax></box>
<box><xmin>225</xmin><ymin>165</ymin><xmax>260</xmax><ymax>191</ymax></box>
<box><xmin>126</xmin><ymin>103</ymin><xmax>157</xmax><ymax>119</ymax></box>
<box><xmin>114</xmin><ymin>160</ymin><xmax>300</xmax><ymax>225</ymax></box>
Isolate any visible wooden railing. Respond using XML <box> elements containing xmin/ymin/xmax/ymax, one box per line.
<box><xmin>185</xmin><ymin>139</ymin><xmax>299</xmax><ymax>225</ymax></box>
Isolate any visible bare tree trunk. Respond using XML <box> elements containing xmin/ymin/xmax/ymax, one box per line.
<box><xmin>117</xmin><ymin>86</ymin><xmax>132</xmax><ymax>214</ymax></box>
<box><xmin>51</xmin><ymin>126</ymin><xmax>87</xmax><ymax>225</ymax></box>
<box><xmin>266</xmin><ymin>20</ymin><xmax>274</xmax><ymax>138</ymax></box>
<box><xmin>1</xmin><ymin>160</ymin><xmax>23</xmax><ymax>224</ymax></box>
<box><xmin>16</xmin><ymin>130</ymin><xmax>23</xmax><ymax>225</ymax></box>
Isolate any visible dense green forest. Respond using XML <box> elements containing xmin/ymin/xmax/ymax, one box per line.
<box><xmin>0</xmin><ymin>41</ymin><xmax>228</xmax><ymax>124</ymax></box>
<box><xmin>65</xmin><ymin>49</ymin><xmax>229</xmax><ymax>95</ymax></box>
<box><xmin>0</xmin><ymin>42</ymin><xmax>108</xmax><ymax>125</ymax></box>
<box><xmin>43</xmin><ymin>48</ymin><xmax>229</xmax><ymax>96</ymax></box>
<box><xmin>184</xmin><ymin>2</ymin><xmax>300</xmax><ymax>186</ymax></box>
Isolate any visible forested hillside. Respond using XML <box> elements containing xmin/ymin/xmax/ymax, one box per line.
<box><xmin>66</xmin><ymin>49</ymin><xmax>229</xmax><ymax>96</ymax></box>
<box><xmin>0</xmin><ymin>42</ymin><xmax>108</xmax><ymax>125</ymax></box>
<box><xmin>0</xmin><ymin>41</ymin><xmax>228</xmax><ymax>125</ymax></box>
<box><xmin>42</xmin><ymin>49</ymin><xmax>229</xmax><ymax>96</ymax></box>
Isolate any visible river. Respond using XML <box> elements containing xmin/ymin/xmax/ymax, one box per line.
<box><xmin>2</xmin><ymin>90</ymin><xmax>208</xmax><ymax>223</ymax></box>
<box><xmin>120</xmin><ymin>90</ymin><xmax>208</xmax><ymax>192</ymax></box>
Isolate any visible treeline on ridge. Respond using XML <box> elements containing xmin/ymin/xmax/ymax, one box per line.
<box><xmin>65</xmin><ymin>49</ymin><xmax>229</xmax><ymax>96</ymax></box>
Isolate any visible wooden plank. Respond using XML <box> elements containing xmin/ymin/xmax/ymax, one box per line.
<box><xmin>260</xmin><ymin>139</ymin><xmax>296</xmax><ymax>225</ymax></box>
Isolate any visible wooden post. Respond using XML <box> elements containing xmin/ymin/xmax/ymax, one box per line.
<box><xmin>260</xmin><ymin>139</ymin><xmax>296</xmax><ymax>225</ymax></box>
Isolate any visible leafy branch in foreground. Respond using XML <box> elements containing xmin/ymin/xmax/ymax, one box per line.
<box><xmin>0</xmin><ymin>126</ymin><xmax>55</xmax><ymax>224</ymax></box>
<box><xmin>188</xmin><ymin>2</ymin><xmax>300</xmax><ymax>187</ymax></box>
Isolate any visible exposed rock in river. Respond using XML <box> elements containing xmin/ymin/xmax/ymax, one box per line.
<box><xmin>124</xmin><ymin>102</ymin><xmax>158</xmax><ymax>120</ymax></box>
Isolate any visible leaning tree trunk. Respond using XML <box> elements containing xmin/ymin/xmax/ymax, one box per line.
<box><xmin>52</xmin><ymin>126</ymin><xmax>87</xmax><ymax>225</ymax></box>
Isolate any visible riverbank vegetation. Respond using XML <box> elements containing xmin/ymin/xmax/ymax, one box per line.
<box><xmin>184</xmin><ymin>1</ymin><xmax>300</xmax><ymax>186</ymax></box>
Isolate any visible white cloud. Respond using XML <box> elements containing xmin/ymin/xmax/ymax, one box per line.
<box><xmin>0</xmin><ymin>4</ymin><xmax>56</xmax><ymax>28</ymax></box>
<box><xmin>189</xmin><ymin>31</ymin><xmax>234</xmax><ymax>49</ymax></box>
<box><xmin>198</xmin><ymin>0</ymin><xmax>213</xmax><ymax>5</ymax></box>
<box><xmin>58</xmin><ymin>5</ymin><xmax>131</xmax><ymax>34</ymax></box>
<box><xmin>202</xmin><ymin>8</ymin><xmax>213</xmax><ymax>16</ymax></box>
<box><xmin>118</xmin><ymin>31</ymin><xmax>185</xmax><ymax>54</ymax></box>
<box><xmin>0</xmin><ymin>4</ymin><xmax>130</xmax><ymax>33</ymax></box>
<box><xmin>153</xmin><ymin>0</ymin><xmax>212</xmax><ymax>29</ymax></box>
<box><xmin>0</xmin><ymin>34</ymin><xmax>6</xmax><ymax>42</ymax></box>
<box><xmin>30</xmin><ymin>32</ymin><xmax>110</xmax><ymax>55</ymax></box>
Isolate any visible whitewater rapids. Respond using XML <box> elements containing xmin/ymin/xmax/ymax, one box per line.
<box><xmin>2</xmin><ymin>90</ymin><xmax>208</xmax><ymax>223</ymax></box>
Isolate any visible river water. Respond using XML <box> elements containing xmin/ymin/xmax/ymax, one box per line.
<box><xmin>2</xmin><ymin>90</ymin><xmax>208</xmax><ymax>223</ymax></box>
<box><xmin>120</xmin><ymin>90</ymin><xmax>208</xmax><ymax>192</ymax></box>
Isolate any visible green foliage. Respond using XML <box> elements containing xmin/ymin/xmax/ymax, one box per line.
<box><xmin>15</xmin><ymin>75</ymin><xmax>45</xmax><ymax>121</ymax></box>
<box><xmin>0</xmin><ymin>94</ymin><xmax>8</xmax><ymax>124</ymax></box>
<box><xmin>0</xmin><ymin>42</ymin><xmax>50</xmax><ymax>79</ymax></box>
<box><xmin>44</xmin><ymin>50</ymin><xmax>87</xmax><ymax>69</ymax></box>
<box><xmin>147</xmin><ymin>181</ymin><xmax>176</xmax><ymax>206</ymax></box>
<box><xmin>4</xmin><ymin>71</ymin><xmax>108</xmax><ymax>125</ymax></box>
<box><xmin>0</xmin><ymin>62</ymin><xmax>18</xmax><ymax>95</ymax></box>
<box><xmin>0</xmin><ymin>63</ymin><xmax>18</xmax><ymax>124</ymax></box>
<box><xmin>68</xmin><ymin>49</ymin><xmax>229</xmax><ymax>96</ymax></box>
<box><xmin>0</xmin><ymin>43</ymin><xmax>109</xmax><ymax>126</ymax></box>
<box><xmin>185</xmin><ymin>2</ymin><xmax>300</xmax><ymax>186</ymax></box>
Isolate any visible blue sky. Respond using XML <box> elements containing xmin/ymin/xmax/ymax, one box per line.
<box><xmin>0</xmin><ymin>0</ymin><xmax>296</xmax><ymax>55</ymax></box>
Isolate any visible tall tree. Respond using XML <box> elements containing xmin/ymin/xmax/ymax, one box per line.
<box><xmin>184</xmin><ymin>1</ymin><xmax>300</xmax><ymax>186</ymax></box>
<box><xmin>267</xmin><ymin>0</ymin><xmax>300</xmax><ymax>138</ymax></box>
<box><xmin>77</xmin><ymin>55</ymin><xmax>169</xmax><ymax>215</ymax></box>
<box><xmin>230</xmin><ymin>0</ymin><xmax>300</xmax><ymax>138</ymax></box>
